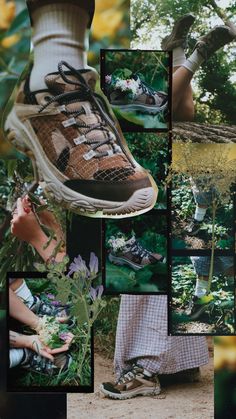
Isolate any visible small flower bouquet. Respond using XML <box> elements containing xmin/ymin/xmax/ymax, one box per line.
<box><xmin>38</xmin><ymin>316</ymin><xmax>73</xmax><ymax>350</ymax></box>
<box><xmin>105</xmin><ymin>68</ymin><xmax>140</xmax><ymax>100</ymax></box>
<box><xmin>107</xmin><ymin>233</ymin><xmax>127</xmax><ymax>254</ymax></box>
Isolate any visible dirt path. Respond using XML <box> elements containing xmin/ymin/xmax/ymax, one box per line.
<box><xmin>67</xmin><ymin>350</ymin><xmax>214</xmax><ymax>419</ymax></box>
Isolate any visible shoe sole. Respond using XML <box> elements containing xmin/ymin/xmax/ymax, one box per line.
<box><xmin>111</xmin><ymin>102</ymin><xmax>168</xmax><ymax>115</ymax></box>
<box><xmin>100</xmin><ymin>384</ymin><xmax>161</xmax><ymax>400</ymax></box>
<box><xmin>161</xmin><ymin>13</ymin><xmax>196</xmax><ymax>50</ymax></box>
<box><xmin>5</xmin><ymin>108</ymin><xmax>158</xmax><ymax>218</ymax></box>
<box><xmin>108</xmin><ymin>253</ymin><xmax>143</xmax><ymax>270</ymax></box>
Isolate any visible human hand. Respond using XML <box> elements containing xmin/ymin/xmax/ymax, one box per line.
<box><xmin>10</xmin><ymin>197</ymin><xmax>46</xmax><ymax>245</ymax></box>
<box><xmin>49</xmin><ymin>332</ymin><xmax>74</xmax><ymax>354</ymax></box>
<box><xmin>25</xmin><ymin>334</ymin><xmax>55</xmax><ymax>361</ymax></box>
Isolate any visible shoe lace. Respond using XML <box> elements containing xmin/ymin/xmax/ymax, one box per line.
<box><xmin>130</xmin><ymin>239</ymin><xmax>151</xmax><ymax>259</ymax></box>
<box><xmin>38</xmin><ymin>61</ymin><xmax>134</xmax><ymax>165</ymax></box>
<box><xmin>117</xmin><ymin>365</ymin><xmax>141</xmax><ymax>384</ymax></box>
<box><xmin>133</xmin><ymin>73</ymin><xmax>157</xmax><ymax>97</ymax></box>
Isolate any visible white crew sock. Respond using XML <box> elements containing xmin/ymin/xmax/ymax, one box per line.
<box><xmin>9</xmin><ymin>348</ymin><xmax>25</xmax><ymax>368</ymax></box>
<box><xmin>30</xmin><ymin>3</ymin><xmax>90</xmax><ymax>91</ymax></box>
<box><xmin>194</xmin><ymin>278</ymin><xmax>208</xmax><ymax>297</ymax></box>
<box><xmin>173</xmin><ymin>46</ymin><xmax>186</xmax><ymax>67</ymax></box>
<box><xmin>194</xmin><ymin>206</ymin><xmax>207</xmax><ymax>222</ymax></box>
<box><xmin>182</xmin><ymin>48</ymin><xmax>204</xmax><ymax>74</ymax></box>
<box><xmin>14</xmin><ymin>280</ymin><xmax>34</xmax><ymax>308</ymax></box>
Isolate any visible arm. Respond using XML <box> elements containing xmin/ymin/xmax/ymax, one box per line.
<box><xmin>11</xmin><ymin>197</ymin><xmax>65</xmax><ymax>262</ymax></box>
<box><xmin>10</xmin><ymin>331</ymin><xmax>54</xmax><ymax>361</ymax></box>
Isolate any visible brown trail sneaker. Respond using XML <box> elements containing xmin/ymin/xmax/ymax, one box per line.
<box><xmin>100</xmin><ymin>364</ymin><xmax>161</xmax><ymax>400</ymax></box>
<box><xmin>108</xmin><ymin>234</ymin><xmax>165</xmax><ymax>270</ymax></box>
<box><xmin>4</xmin><ymin>61</ymin><xmax>157</xmax><ymax>218</ymax></box>
<box><xmin>161</xmin><ymin>13</ymin><xmax>196</xmax><ymax>50</ymax></box>
<box><xmin>106</xmin><ymin>72</ymin><xmax>168</xmax><ymax>114</ymax></box>
<box><xmin>194</xmin><ymin>25</ymin><xmax>236</xmax><ymax>61</ymax></box>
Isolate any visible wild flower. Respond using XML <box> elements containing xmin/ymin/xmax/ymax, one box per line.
<box><xmin>89</xmin><ymin>285</ymin><xmax>104</xmax><ymax>301</ymax></box>
<box><xmin>108</xmin><ymin>235</ymin><xmax>127</xmax><ymax>253</ymax></box>
<box><xmin>114</xmin><ymin>77</ymin><xmax>140</xmax><ymax>97</ymax></box>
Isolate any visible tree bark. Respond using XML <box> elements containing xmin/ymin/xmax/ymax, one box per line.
<box><xmin>173</xmin><ymin>122</ymin><xmax>236</xmax><ymax>143</ymax></box>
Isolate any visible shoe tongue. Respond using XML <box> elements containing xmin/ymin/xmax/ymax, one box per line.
<box><xmin>44</xmin><ymin>69</ymin><xmax>98</xmax><ymax>95</ymax></box>
<box><xmin>126</xmin><ymin>236</ymin><xmax>136</xmax><ymax>246</ymax></box>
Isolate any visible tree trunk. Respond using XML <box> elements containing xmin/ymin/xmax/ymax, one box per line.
<box><xmin>173</xmin><ymin>122</ymin><xmax>236</xmax><ymax>143</ymax></box>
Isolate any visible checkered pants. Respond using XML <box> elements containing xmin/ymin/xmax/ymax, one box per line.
<box><xmin>114</xmin><ymin>295</ymin><xmax>209</xmax><ymax>376</ymax></box>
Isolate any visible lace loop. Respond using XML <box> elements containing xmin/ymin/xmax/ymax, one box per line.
<box><xmin>38</xmin><ymin>61</ymin><xmax>135</xmax><ymax>165</ymax></box>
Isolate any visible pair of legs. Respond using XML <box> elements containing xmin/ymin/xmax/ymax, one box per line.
<box><xmin>101</xmin><ymin>295</ymin><xmax>209</xmax><ymax>399</ymax></box>
<box><xmin>164</xmin><ymin>15</ymin><xmax>235</xmax><ymax>121</ymax></box>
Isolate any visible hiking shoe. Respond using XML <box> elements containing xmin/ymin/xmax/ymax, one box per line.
<box><xmin>185</xmin><ymin>296</ymin><xmax>214</xmax><ymax>320</ymax></box>
<box><xmin>194</xmin><ymin>25</ymin><xmax>236</xmax><ymax>60</ymax></box>
<box><xmin>100</xmin><ymin>364</ymin><xmax>161</xmax><ymax>400</ymax></box>
<box><xmin>106</xmin><ymin>72</ymin><xmax>168</xmax><ymax>114</ymax></box>
<box><xmin>185</xmin><ymin>219</ymin><xmax>203</xmax><ymax>235</ymax></box>
<box><xmin>31</xmin><ymin>295</ymin><xmax>70</xmax><ymax>322</ymax></box>
<box><xmin>21</xmin><ymin>349</ymin><xmax>72</xmax><ymax>375</ymax></box>
<box><xmin>108</xmin><ymin>234</ymin><xmax>165</xmax><ymax>270</ymax></box>
<box><xmin>4</xmin><ymin>61</ymin><xmax>157</xmax><ymax>218</ymax></box>
<box><xmin>161</xmin><ymin>13</ymin><xmax>196</xmax><ymax>50</ymax></box>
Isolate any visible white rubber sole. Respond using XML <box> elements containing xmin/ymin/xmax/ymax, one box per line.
<box><xmin>108</xmin><ymin>253</ymin><xmax>143</xmax><ymax>270</ymax></box>
<box><xmin>100</xmin><ymin>384</ymin><xmax>161</xmax><ymax>400</ymax></box>
<box><xmin>111</xmin><ymin>102</ymin><xmax>168</xmax><ymax>115</ymax></box>
<box><xmin>5</xmin><ymin>108</ymin><xmax>158</xmax><ymax>218</ymax></box>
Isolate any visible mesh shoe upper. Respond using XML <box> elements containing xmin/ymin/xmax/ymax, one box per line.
<box><xmin>15</xmin><ymin>62</ymin><xmax>151</xmax><ymax>193</ymax></box>
<box><xmin>107</xmin><ymin>72</ymin><xmax>168</xmax><ymax>108</ymax></box>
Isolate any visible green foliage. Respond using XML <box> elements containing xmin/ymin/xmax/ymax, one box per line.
<box><xmin>131</xmin><ymin>0</ymin><xmax>236</xmax><ymax>124</ymax></box>
<box><xmin>172</xmin><ymin>174</ymin><xmax>234</xmax><ymax>250</ymax></box>
<box><xmin>105</xmin><ymin>50</ymin><xmax>169</xmax><ymax>92</ymax></box>
<box><xmin>172</xmin><ymin>261</ymin><xmax>235</xmax><ymax>333</ymax></box>
<box><xmin>125</xmin><ymin>133</ymin><xmax>168</xmax><ymax>209</ymax></box>
<box><xmin>0</xmin><ymin>4</ymin><xmax>30</xmax><ymax>115</ymax></box>
<box><xmin>13</xmin><ymin>254</ymin><xmax>105</xmax><ymax>388</ymax></box>
<box><xmin>94</xmin><ymin>296</ymin><xmax>120</xmax><ymax>359</ymax></box>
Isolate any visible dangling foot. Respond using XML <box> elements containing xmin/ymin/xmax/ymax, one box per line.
<box><xmin>161</xmin><ymin>13</ymin><xmax>196</xmax><ymax>50</ymax></box>
<box><xmin>194</xmin><ymin>25</ymin><xmax>236</xmax><ymax>60</ymax></box>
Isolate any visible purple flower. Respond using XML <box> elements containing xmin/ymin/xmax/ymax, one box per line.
<box><xmin>67</xmin><ymin>255</ymin><xmax>89</xmax><ymax>277</ymax></box>
<box><xmin>46</xmin><ymin>293</ymin><xmax>55</xmax><ymax>300</ymax></box>
<box><xmin>59</xmin><ymin>332</ymin><xmax>69</xmax><ymax>342</ymax></box>
<box><xmin>51</xmin><ymin>300</ymin><xmax>62</xmax><ymax>307</ymax></box>
<box><xmin>89</xmin><ymin>285</ymin><xmax>104</xmax><ymax>301</ymax></box>
<box><xmin>105</xmin><ymin>75</ymin><xmax>112</xmax><ymax>84</ymax></box>
<box><xmin>89</xmin><ymin>252</ymin><xmax>99</xmax><ymax>275</ymax></box>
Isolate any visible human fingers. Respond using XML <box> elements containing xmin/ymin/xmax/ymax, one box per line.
<box><xmin>16</xmin><ymin>197</ymin><xmax>25</xmax><ymax>216</ymax></box>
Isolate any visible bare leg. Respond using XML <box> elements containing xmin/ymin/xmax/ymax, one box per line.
<box><xmin>172</xmin><ymin>66</ymin><xmax>194</xmax><ymax>121</ymax></box>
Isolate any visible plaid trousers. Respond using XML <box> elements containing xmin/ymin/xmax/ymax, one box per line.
<box><xmin>114</xmin><ymin>295</ymin><xmax>209</xmax><ymax>376</ymax></box>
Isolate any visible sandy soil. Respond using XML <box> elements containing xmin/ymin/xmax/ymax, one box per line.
<box><xmin>67</xmin><ymin>347</ymin><xmax>214</xmax><ymax>419</ymax></box>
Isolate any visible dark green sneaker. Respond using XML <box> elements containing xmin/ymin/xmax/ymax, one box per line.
<box><xmin>185</xmin><ymin>295</ymin><xmax>214</xmax><ymax>320</ymax></box>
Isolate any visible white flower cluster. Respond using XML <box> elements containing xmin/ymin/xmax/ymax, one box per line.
<box><xmin>38</xmin><ymin>315</ymin><xmax>60</xmax><ymax>346</ymax></box>
<box><xmin>114</xmin><ymin>77</ymin><xmax>140</xmax><ymax>97</ymax></box>
<box><xmin>108</xmin><ymin>235</ymin><xmax>127</xmax><ymax>253</ymax></box>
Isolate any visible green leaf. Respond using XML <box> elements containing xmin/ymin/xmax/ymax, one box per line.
<box><xmin>4</xmin><ymin>9</ymin><xmax>30</xmax><ymax>37</ymax></box>
<box><xmin>70</xmin><ymin>297</ymin><xmax>88</xmax><ymax>326</ymax></box>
